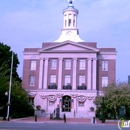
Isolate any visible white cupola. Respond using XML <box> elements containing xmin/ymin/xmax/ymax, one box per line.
<box><xmin>55</xmin><ymin>0</ymin><xmax>84</xmax><ymax>42</ymax></box>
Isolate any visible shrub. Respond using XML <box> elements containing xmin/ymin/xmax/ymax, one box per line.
<box><xmin>90</xmin><ymin>107</ymin><xmax>95</xmax><ymax>112</ymax></box>
<box><xmin>36</xmin><ymin>105</ymin><xmax>41</xmax><ymax>110</ymax></box>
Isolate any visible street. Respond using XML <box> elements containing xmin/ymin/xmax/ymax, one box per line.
<box><xmin>0</xmin><ymin>122</ymin><xmax>120</xmax><ymax>130</ymax></box>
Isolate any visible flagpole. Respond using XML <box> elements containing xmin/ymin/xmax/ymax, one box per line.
<box><xmin>6</xmin><ymin>52</ymin><xmax>13</xmax><ymax>121</ymax></box>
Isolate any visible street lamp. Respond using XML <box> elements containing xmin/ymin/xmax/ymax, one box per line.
<box><xmin>5</xmin><ymin>92</ymin><xmax>8</xmax><ymax>96</ymax></box>
<box><xmin>2</xmin><ymin>91</ymin><xmax>8</xmax><ymax>120</ymax></box>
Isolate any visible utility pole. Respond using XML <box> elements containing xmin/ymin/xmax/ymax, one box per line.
<box><xmin>6</xmin><ymin>52</ymin><xmax>13</xmax><ymax>121</ymax></box>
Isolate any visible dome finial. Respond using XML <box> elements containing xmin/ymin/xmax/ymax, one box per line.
<box><xmin>68</xmin><ymin>0</ymin><xmax>74</xmax><ymax>6</ymax></box>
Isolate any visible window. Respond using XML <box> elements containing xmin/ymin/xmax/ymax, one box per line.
<box><xmin>50</xmin><ymin>75</ymin><xmax>56</xmax><ymax>84</ymax></box>
<box><xmin>65</xmin><ymin>75</ymin><xmax>70</xmax><ymax>85</ymax></box>
<box><xmin>79</xmin><ymin>75</ymin><xmax>85</xmax><ymax>86</ymax></box>
<box><xmin>102</xmin><ymin>77</ymin><xmax>108</xmax><ymax>87</ymax></box>
<box><xmin>74</xmin><ymin>14</ymin><xmax>76</xmax><ymax>27</ymax></box>
<box><xmin>49</xmin><ymin>101</ymin><xmax>55</xmax><ymax>106</ymax></box>
<box><xmin>68</xmin><ymin>19</ymin><xmax>71</xmax><ymax>26</ymax></box>
<box><xmin>29</xmin><ymin>98</ymin><xmax>34</xmax><ymax>105</ymax></box>
<box><xmin>73</xmin><ymin>19</ymin><xmax>75</xmax><ymax>27</ymax></box>
<box><xmin>102</xmin><ymin>61</ymin><xmax>108</xmax><ymax>71</ymax></box>
<box><xmin>78</xmin><ymin>102</ymin><xmax>84</xmax><ymax>107</ymax></box>
<box><xmin>30</xmin><ymin>61</ymin><xmax>36</xmax><ymax>70</ymax></box>
<box><xmin>68</xmin><ymin>14</ymin><xmax>71</xmax><ymax>26</ymax></box>
<box><xmin>79</xmin><ymin>59</ymin><xmax>85</xmax><ymax>70</ymax></box>
<box><xmin>51</xmin><ymin>59</ymin><xmax>57</xmax><ymax>69</ymax></box>
<box><xmin>29</xmin><ymin>75</ymin><xmax>35</xmax><ymax>86</ymax></box>
<box><xmin>65</xmin><ymin>59</ymin><xmax>71</xmax><ymax>69</ymax></box>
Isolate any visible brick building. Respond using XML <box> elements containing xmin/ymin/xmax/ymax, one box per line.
<box><xmin>22</xmin><ymin>0</ymin><xmax>116</xmax><ymax>117</ymax></box>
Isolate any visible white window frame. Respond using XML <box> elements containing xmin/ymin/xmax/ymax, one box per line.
<box><xmin>30</xmin><ymin>61</ymin><xmax>36</xmax><ymax>70</ymax></box>
<box><xmin>29</xmin><ymin>98</ymin><xmax>34</xmax><ymax>105</ymax></box>
<box><xmin>102</xmin><ymin>61</ymin><xmax>108</xmax><ymax>71</ymax></box>
<box><xmin>65</xmin><ymin>75</ymin><xmax>71</xmax><ymax>85</ymax></box>
<box><xmin>50</xmin><ymin>75</ymin><xmax>56</xmax><ymax>84</ymax></box>
<box><xmin>65</xmin><ymin>59</ymin><xmax>71</xmax><ymax>70</ymax></box>
<box><xmin>79</xmin><ymin>59</ymin><xmax>85</xmax><ymax>70</ymax></box>
<box><xmin>79</xmin><ymin>75</ymin><xmax>85</xmax><ymax>86</ymax></box>
<box><xmin>102</xmin><ymin>77</ymin><xmax>108</xmax><ymax>87</ymax></box>
<box><xmin>29</xmin><ymin>75</ymin><xmax>35</xmax><ymax>86</ymax></box>
<box><xmin>78</xmin><ymin>102</ymin><xmax>84</xmax><ymax>107</ymax></box>
<box><xmin>51</xmin><ymin>59</ymin><xmax>57</xmax><ymax>69</ymax></box>
<box><xmin>49</xmin><ymin>101</ymin><xmax>55</xmax><ymax>106</ymax></box>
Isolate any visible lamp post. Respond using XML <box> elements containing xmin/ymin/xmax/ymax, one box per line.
<box><xmin>2</xmin><ymin>92</ymin><xmax>8</xmax><ymax>120</ymax></box>
<box><xmin>6</xmin><ymin>52</ymin><xmax>13</xmax><ymax>121</ymax></box>
<box><xmin>5</xmin><ymin>92</ymin><xmax>8</xmax><ymax>117</ymax></box>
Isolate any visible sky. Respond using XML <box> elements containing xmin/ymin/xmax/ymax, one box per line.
<box><xmin>0</xmin><ymin>0</ymin><xmax>130</xmax><ymax>82</ymax></box>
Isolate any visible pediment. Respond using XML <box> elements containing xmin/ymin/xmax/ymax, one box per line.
<box><xmin>39</xmin><ymin>41</ymin><xmax>99</xmax><ymax>53</ymax></box>
<box><xmin>48</xmin><ymin>44</ymin><xmax>92</xmax><ymax>51</ymax></box>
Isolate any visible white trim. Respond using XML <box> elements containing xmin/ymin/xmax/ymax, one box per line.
<box><xmin>87</xmin><ymin>59</ymin><xmax>91</xmax><ymax>90</ymax></box>
<box><xmin>23</xmin><ymin>53</ymin><xmax>97</xmax><ymax>60</ymax></box>
<box><xmin>58</xmin><ymin>58</ymin><xmax>63</xmax><ymax>90</ymax></box>
<box><xmin>23</xmin><ymin>52</ymin><xmax>39</xmax><ymax>55</ymax></box>
<box><xmin>43</xmin><ymin>58</ymin><xmax>48</xmax><ymax>89</ymax></box>
<box><xmin>92</xmin><ymin>59</ymin><xmax>97</xmax><ymax>90</ymax></box>
<box><xmin>39</xmin><ymin>41</ymin><xmax>99</xmax><ymax>52</ymax></box>
<box><xmin>97</xmin><ymin>54</ymin><xmax>116</xmax><ymax>60</ymax></box>
<box><xmin>99</xmin><ymin>52</ymin><xmax>117</xmax><ymax>55</ymax></box>
<box><xmin>73</xmin><ymin>58</ymin><xmax>77</xmax><ymax>90</ymax></box>
<box><xmin>38</xmin><ymin>59</ymin><xmax>43</xmax><ymax>89</ymax></box>
<box><xmin>23</xmin><ymin>55</ymin><xmax>40</xmax><ymax>60</ymax></box>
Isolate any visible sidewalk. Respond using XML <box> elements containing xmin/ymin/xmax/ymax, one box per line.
<box><xmin>0</xmin><ymin>116</ymin><xmax>118</xmax><ymax>125</ymax></box>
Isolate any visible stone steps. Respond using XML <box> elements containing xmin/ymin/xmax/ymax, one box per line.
<box><xmin>37</xmin><ymin>110</ymin><xmax>92</xmax><ymax>118</ymax></box>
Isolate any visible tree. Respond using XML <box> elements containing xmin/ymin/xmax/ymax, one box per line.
<box><xmin>0</xmin><ymin>60</ymin><xmax>34</xmax><ymax>118</ymax></box>
<box><xmin>0</xmin><ymin>42</ymin><xmax>34</xmax><ymax>118</ymax></box>
<box><xmin>0</xmin><ymin>62</ymin><xmax>10</xmax><ymax>108</ymax></box>
<box><xmin>94</xmin><ymin>82</ymin><xmax>130</xmax><ymax>119</ymax></box>
<box><xmin>0</xmin><ymin>42</ymin><xmax>21</xmax><ymax>82</ymax></box>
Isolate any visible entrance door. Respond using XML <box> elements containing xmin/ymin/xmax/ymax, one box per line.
<box><xmin>62</xmin><ymin>96</ymin><xmax>71</xmax><ymax>112</ymax></box>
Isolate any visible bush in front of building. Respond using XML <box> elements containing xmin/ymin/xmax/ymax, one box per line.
<box><xmin>10</xmin><ymin>82</ymin><xmax>34</xmax><ymax>118</ymax></box>
<box><xmin>36</xmin><ymin>105</ymin><xmax>41</xmax><ymax>110</ymax></box>
<box><xmin>11</xmin><ymin>104</ymin><xmax>34</xmax><ymax>118</ymax></box>
<box><xmin>90</xmin><ymin>107</ymin><xmax>95</xmax><ymax>112</ymax></box>
<box><xmin>94</xmin><ymin>82</ymin><xmax>130</xmax><ymax>120</ymax></box>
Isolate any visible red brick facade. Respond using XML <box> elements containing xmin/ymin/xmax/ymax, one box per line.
<box><xmin>22</xmin><ymin>41</ymin><xmax>116</xmax><ymax>92</ymax></box>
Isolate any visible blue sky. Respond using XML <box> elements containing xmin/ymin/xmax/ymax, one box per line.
<box><xmin>0</xmin><ymin>0</ymin><xmax>130</xmax><ymax>82</ymax></box>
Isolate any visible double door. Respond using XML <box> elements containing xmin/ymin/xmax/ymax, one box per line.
<box><xmin>62</xmin><ymin>96</ymin><xmax>71</xmax><ymax>112</ymax></box>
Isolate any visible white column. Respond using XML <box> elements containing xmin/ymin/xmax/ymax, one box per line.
<box><xmin>38</xmin><ymin>58</ymin><xmax>43</xmax><ymax>89</ymax></box>
<box><xmin>58</xmin><ymin>58</ymin><xmax>63</xmax><ymax>90</ymax></box>
<box><xmin>72</xmin><ymin>14</ymin><xmax>74</xmax><ymax>27</ymax></box>
<box><xmin>73</xmin><ymin>58</ymin><xmax>77</xmax><ymax>90</ymax></box>
<box><xmin>64</xmin><ymin>15</ymin><xmax>66</xmax><ymax>28</ymax></box>
<box><xmin>87</xmin><ymin>58</ymin><xmax>92</xmax><ymax>90</ymax></box>
<box><xmin>71</xmin><ymin>14</ymin><xmax>73</xmax><ymax>27</ymax></box>
<box><xmin>92</xmin><ymin>59</ymin><xmax>97</xmax><ymax>90</ymax></box>
<box><xmin>67</xmin><ymin>14</ymin><xmax>69</xmax><ymax>27</ymax></box>
<box><xmin>43</xmin><ymin>58</ymin><xmax>48</xmax><ymax>89</ymax></box>
<box><xmin>63</xmin><ymin>15</ymin><xmax>65</xmax><ymax>28</ymax></box>
<box><xmin>75</xmin><ymin>14</ymin><xmax>77</xmax><ymax>27</ymax></box>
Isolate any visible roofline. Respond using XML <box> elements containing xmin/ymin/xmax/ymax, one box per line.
<box><xmin>39</xmin><ymin>40</ymin><xmax>99</xmax><ymax>53</ymax></box>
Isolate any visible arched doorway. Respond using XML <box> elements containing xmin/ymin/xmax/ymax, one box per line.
<box><xmin>62</xmin><ymin>95</ymin><xmax>71</xmax><ymax>112</ymax></box>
